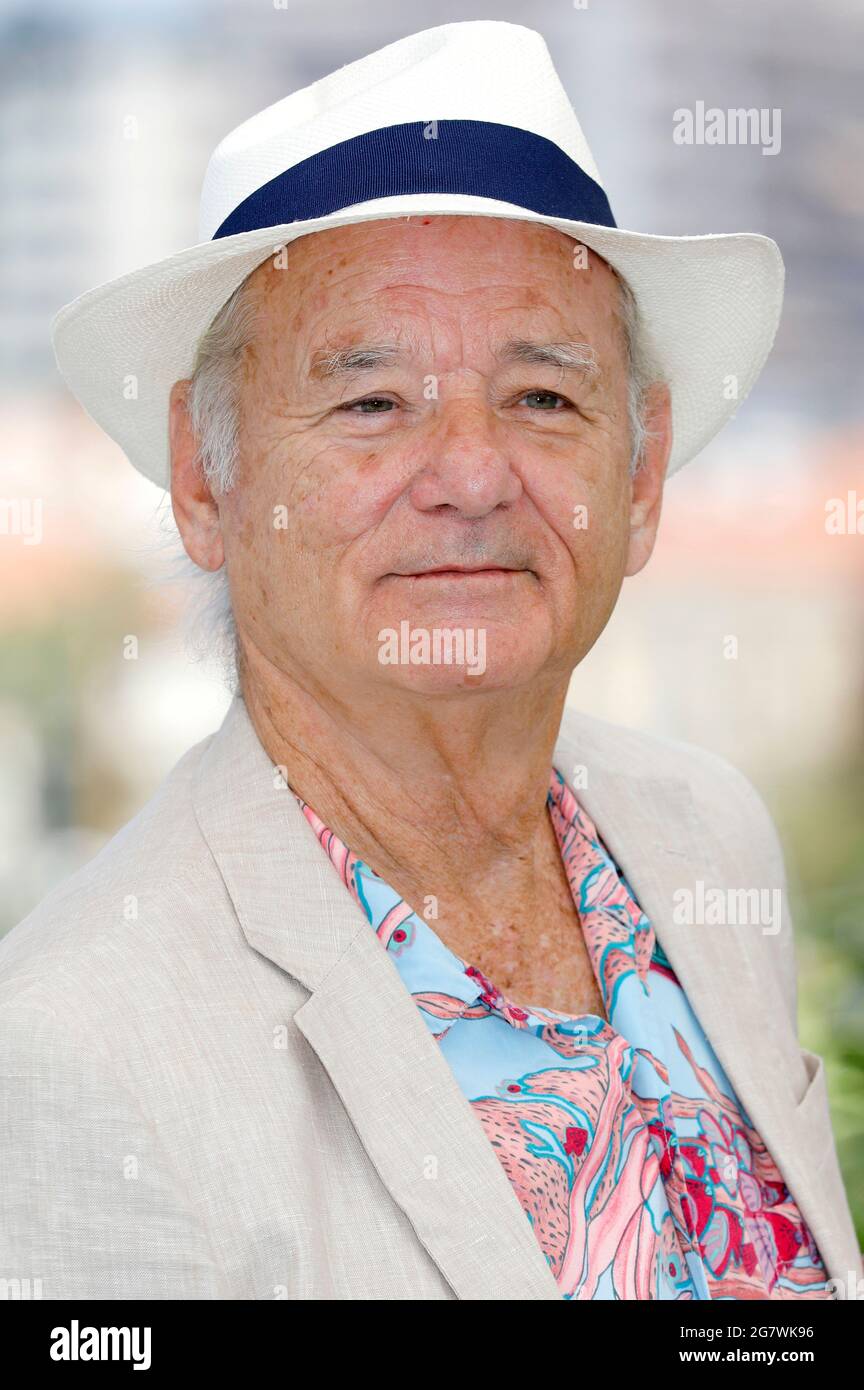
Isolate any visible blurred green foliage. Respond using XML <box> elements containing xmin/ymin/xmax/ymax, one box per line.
<box><xmin>771</xmin><ymin>754</ymin><xmax>864</xmax><ymax>1246</ymax></box>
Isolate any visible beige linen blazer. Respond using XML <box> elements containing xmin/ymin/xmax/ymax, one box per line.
<box><xmin>0</xmin><ymin>692</ymin><xmax>860</xmax><ymax>1300</ymax></box>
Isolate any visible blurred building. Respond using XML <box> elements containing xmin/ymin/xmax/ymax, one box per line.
<box><xmin>1</xmin><ymin>0</ymin><xmax>862</xmax><ymax>901</ymax></box>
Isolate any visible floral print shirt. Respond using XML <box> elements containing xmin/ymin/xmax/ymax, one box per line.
<box><xmin>293</xmin><ymin>765</ymin><xmax>831</xmax><ymax>1300</ymax></box>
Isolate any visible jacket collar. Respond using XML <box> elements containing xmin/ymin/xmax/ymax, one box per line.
<box><xmin>192</xmin><ymin>691</ymin><xmax>858</xmax><ymax>1295</ymax></box>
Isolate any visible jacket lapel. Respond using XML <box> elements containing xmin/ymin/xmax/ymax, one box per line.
<box><xmin>193</xmin><ymin>692</ymin><xmax>857</xmax><ymax>1292</ymax></box>
<box><xmin>292</xmin><ymin>926</ymin><xmax>564</xmax><ymax>1298</ymax></box>
<box><xmin>553</xmin><ymin>714</ymin><xmax>859</xmax><ymax>1285</ymax></box>
<box><xmin>193</xmin><ymin>693</ymin><xmax>562</xmax><ymax>1299</ymax></box>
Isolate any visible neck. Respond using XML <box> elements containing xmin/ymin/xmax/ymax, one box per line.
<box><xmin>238</xmin><ymin>642</ymin><xmax>573</xmax><ymax>932</ymax></box>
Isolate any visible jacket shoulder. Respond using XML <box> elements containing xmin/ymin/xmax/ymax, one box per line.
<box><xmin>0</xmin><ymin>726</ymin><xmax>222</xmax><ymax>1004</ymax></box>
<box><xmin>558</xmin><ymin>704</ymin><xmax>783</xmax><ymax>842</ymax></box>
<box><xmin>557</xmin><ymin>704</ymin><xmax>798</xmax><ymax>1018</ymax></box>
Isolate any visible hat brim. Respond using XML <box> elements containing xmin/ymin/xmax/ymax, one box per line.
<box><xmin>50</xmin><ymin>192</ymin><xmax>784</xmax><ymax>489</ymax></box>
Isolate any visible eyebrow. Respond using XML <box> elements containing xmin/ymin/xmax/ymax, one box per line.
<box><xmin>496</xmin><ymin>338</ymin><xmax>599</xmax><ymax>376</ymax></box>
<box><xmin>309</xmin><ymin>344</ymin><xmax>402</xmax><ymax>380</ymax></box>
<box><xmin>308</xmin><ymin>338</ymin><xmax>599</xmax><ymax>380</ymax></box>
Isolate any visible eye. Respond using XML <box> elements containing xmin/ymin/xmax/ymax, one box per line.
<box><xmin>338</xmin><ymin>395</ymin><xmax>396</xmax><ymax>414</ymax></box>
<box><xmin>518</xmin><ymin>390</ymin><xmax>572</xmax><ymax>410</ymax></box>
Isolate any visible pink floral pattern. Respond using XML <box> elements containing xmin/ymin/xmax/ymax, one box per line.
<box><xmin>294</xmin><ymin>766</ymin><xmax>831</xmax><ymax>1300</ymax></box>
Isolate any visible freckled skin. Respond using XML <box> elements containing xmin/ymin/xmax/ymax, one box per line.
<box><xmin>209</xmin><ymin>217</ymin><xmax>656</xmax><ymax>699</ymax></box>
<box><xmin>169</xmin><ymin>216</ymin><xmax>672</xmax><ymax>1015</ymax></box>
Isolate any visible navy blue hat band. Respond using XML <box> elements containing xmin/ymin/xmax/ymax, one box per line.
<box><xmin>212</xmin><ymin>119</ymin><xmax>616</xmax><ymax>240</ymax></box>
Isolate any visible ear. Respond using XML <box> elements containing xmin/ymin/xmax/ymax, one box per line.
<box><xmin>168</xmin><ymin>380</ymin><xmax>224</xmax><ymax>572</ymax></box>
<box><xmin>624</xmin><ymin>382</ymin><xmax>672</xmax><ymax>578</ymax></box>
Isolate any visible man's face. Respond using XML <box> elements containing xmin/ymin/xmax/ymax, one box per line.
<box><xmin>190</xmin><ymin>215</ymin><xmax>666</xmax><ymax>700</ymax></box>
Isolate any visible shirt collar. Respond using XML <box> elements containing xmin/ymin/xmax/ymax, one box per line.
<box><xmin>291</xmin><ymin>762</ymin><xmax>617</xmax><ymax>1040</ymax></box>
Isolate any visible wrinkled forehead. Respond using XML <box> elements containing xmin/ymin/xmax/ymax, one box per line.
<box><xmin>242</xmin><ymin>214</ymin><xmax>625</xmax><ymax>355</ymax></box>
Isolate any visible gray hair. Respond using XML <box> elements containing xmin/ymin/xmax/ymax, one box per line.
<box><xmin>177</xmin><ymin>253</ymin><xmax>666</xmax><ymax>689</ymax></box>
<box><xmin>615</xmin><ymin>274</ymin><xmax>666</xmax><ymax>479</ymax></box>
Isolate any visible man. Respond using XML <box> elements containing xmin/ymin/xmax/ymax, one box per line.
<box><xmin>1</xmin><ymin>21</ymin><xmax>859</xmax><ymax>1300</ymax></box>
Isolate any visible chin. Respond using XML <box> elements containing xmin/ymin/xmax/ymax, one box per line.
<box><xmin>363</xmin><ymin>606</ymin><xmax>555</xmax><ymax>690</ymax></box>
<box><xmin>380</xmin><ymin>667</ymin><xmax>523</xmax><ymax>695</ymax></box>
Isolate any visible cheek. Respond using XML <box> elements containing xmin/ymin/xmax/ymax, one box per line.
<box><xmin>221</xmin><ymin>487</ymin><xmax>279</xmax><ymax>610</ymax></box>
<box><xmin>242</xmin><ymin>448</ymin><xmax>407</xmax><ymax>642</ymax></box>
<box><xmin>288</xmin><ymin>444</ymin><xmax>402</xmax><ymax>552</ymax></box>
<box><xmin>524</xmin><ymin>457</ymin><xmax>630</xmax><ymax>587</ymax></box>
<box><xmin>574</xmin><ymin>501</ymin><xmax>632</xmax><ymax>606</ymax></box>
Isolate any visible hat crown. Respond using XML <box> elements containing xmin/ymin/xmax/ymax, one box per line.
<box><xmin>198</xmin><ymin>21</ymin><xmax>604</xmax><ymax>242</ymax></box>
<box><xmin>50</xmin><ymin>20</ymin><xmax>785</xmax><ymax>490</ymax></box>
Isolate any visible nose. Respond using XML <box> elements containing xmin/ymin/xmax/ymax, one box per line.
<box><xmin>407</xmin><ymin>398</ymin><xmax>523</xmax><ymax>519</ymax></box>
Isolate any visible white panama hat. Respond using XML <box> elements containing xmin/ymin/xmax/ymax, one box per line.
<box><xmin>51</xmin><ymin>19</ymin><xmax>784</xmax><ymax>490</ymax></box>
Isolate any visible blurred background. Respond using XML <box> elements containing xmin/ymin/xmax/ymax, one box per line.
<box><xmin>1</xmin><ymin>0</ymin><xmax>862</xmax><ymax>1241</ymax></box>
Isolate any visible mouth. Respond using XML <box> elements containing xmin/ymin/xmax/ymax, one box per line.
<box><xmin>389</xmin><ymin>565</ymin><xmax>531</xmax><ymax>580</ymax></box>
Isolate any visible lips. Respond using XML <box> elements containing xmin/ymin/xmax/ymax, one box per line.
<box><xmin>407</xmin><ymin>566</ymin><xmax>517</xmax><ymax>577</ymax></box>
